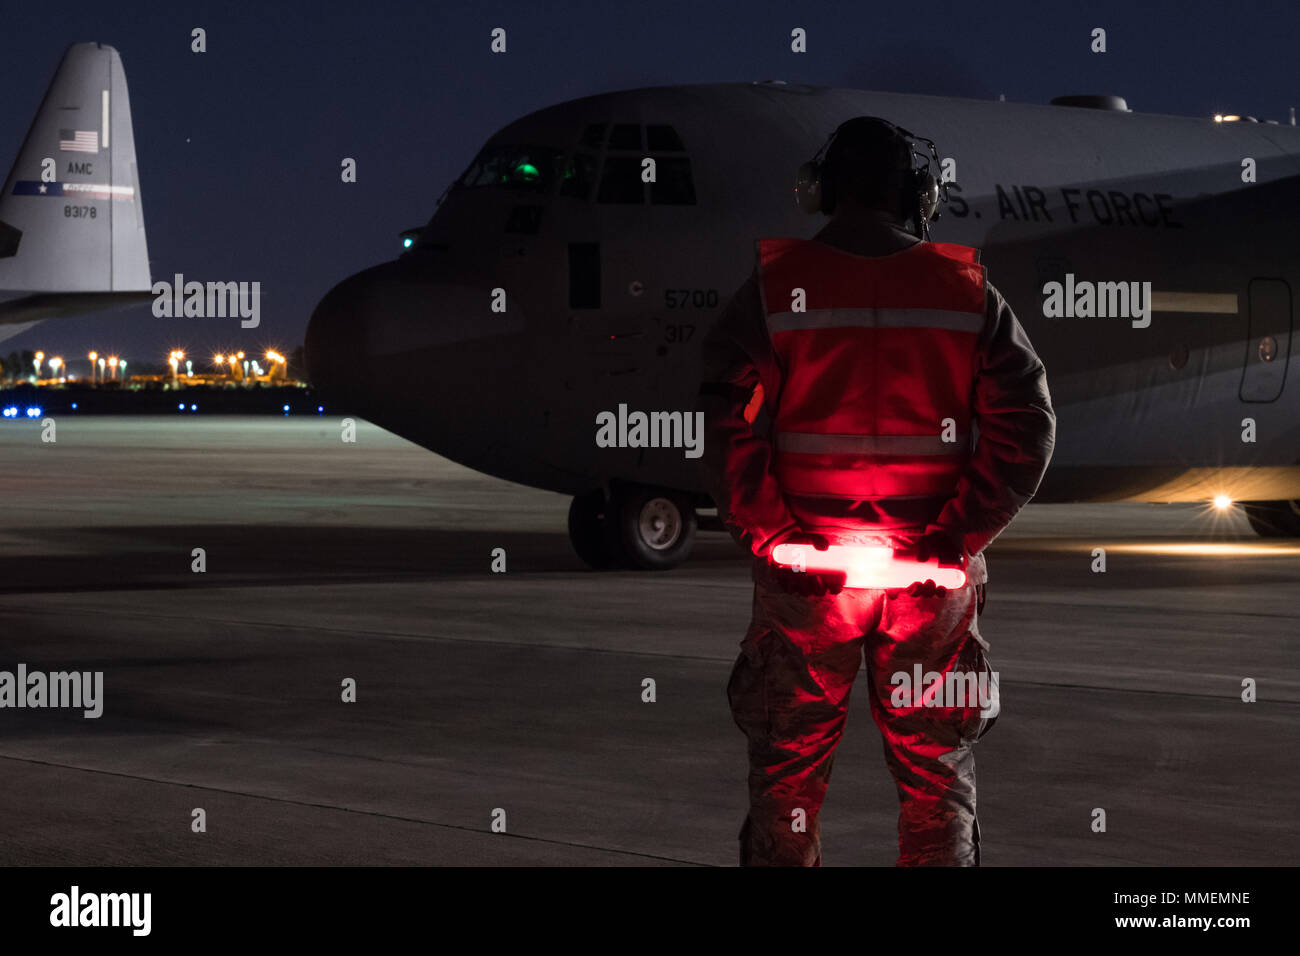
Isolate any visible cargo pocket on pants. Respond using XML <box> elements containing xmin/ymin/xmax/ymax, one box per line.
<box><xmin>727</xmin><ymin>625</ymin><xmax>772</xmax><ymax>741</ymax></box>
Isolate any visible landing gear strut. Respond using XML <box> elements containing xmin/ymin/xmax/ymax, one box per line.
<box><xmin>567</xmin><ymin>485</ymin><xmax>698</xmax><ymax>570</ymax></box>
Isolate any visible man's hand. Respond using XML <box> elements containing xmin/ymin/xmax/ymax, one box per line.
<box><xmin>767</xmin><ymin>532</ymin><xmax>846</xmax><ymax>596</ymax></box>
<box><xmin>889</xmin><ymin>531</ymin><xmax>966</xmax><ymax>599</ymax></box>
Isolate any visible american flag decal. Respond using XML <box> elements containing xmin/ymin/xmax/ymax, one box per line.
<box><xmin>58</xmin><ymin>129</ymin><xmax>98</xmax><ymax>153</ymax></box>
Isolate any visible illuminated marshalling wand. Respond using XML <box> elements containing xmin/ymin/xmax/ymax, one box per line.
<box><xmin>770</xmin><ymin>543</ymin><xmax>968</xmax><ymax>590</ymax></box>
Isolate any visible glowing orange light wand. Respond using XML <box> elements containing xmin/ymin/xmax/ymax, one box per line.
<box><xmin>770</xmin><ymin>543</ymin><xmax>967</xmax><ymax>590</ymax></box>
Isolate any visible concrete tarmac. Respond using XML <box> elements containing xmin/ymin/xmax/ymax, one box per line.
<box><xmin>0</xmin><ymin>416</ymin><xmax>1295</xmax><ymax>866</ymax></box>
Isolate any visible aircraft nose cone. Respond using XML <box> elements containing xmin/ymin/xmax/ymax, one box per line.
<box><xmin>305</xmin><ymin>269</ymin><xmax>375</xmax><ymax>405</ymax></box>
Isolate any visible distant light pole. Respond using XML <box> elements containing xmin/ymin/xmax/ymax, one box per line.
<box><xmin>266</xmin><ymin>350</ymin><xmax>286</xmax><ymax>382</ymax></box>
<box><xmin>33</xmin><ymin>351</ymin><xmax>43</xmax><ymax>380</ymax></box>
<box><xmin>49</xmin><ymin>356</ymin><xmax>63</xmax><ymax>382</ymax></box>
<box><xmin>88</xmin><ymin>351</ymin><xmax>98</xmax><ymax>384</ymax></box>
<box><xmin>108</xmin><ymin>356</ymin><xmax>119</xmax><ymax>381</ymax></box>
<box><xmin>97</xmin><ymin>357</ymin><xmax>106</xmax><ymax>381</ymax></box>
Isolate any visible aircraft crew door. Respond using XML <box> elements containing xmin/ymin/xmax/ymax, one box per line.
<box><xmin>1240</xmin><ymin>278</ymin><xmax>1293</xmax><ymax>402</ymax></box>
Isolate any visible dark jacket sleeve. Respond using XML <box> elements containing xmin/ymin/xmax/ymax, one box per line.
<box><xmin>695</xmin><ymin>273</ymin><xmax>801</xmax><ymax>558</ymax></box>
<box><xmin>928</xmin><ymin>280</ymin><xmax>1056</xmax><ymax>557</ymax></box>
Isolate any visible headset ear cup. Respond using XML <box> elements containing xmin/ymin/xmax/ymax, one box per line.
<box><xmin>916</xmin><ymin>171</ymin><xmax>940</xmax><ymax>223</ymax></box>
<box><xmin>796</xmin><ymin>160</ymin><xmax>823</xmax><ymax>213</ymax></box>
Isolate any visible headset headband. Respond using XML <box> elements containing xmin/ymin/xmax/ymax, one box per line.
<box><xmin>798</xmin><ymin>116</ymin><xmax>948</xmax><ymax>238</ymax></box>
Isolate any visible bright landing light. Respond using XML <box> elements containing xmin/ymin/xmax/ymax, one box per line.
<box><xmin>1212</xmin><ymin>495</ymin><xmax>1234</xmax><ymax>511</ymax></box>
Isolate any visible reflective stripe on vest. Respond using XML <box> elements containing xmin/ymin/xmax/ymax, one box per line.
<box><xmin>775</xmin><ymin>432</ymin><xmax>968</xmax><ymax>456</ymax></box>
<box><xmin>766</xmin><ymin>307</ymin><xmax>985</xmax><ymax>334</ymax></box>
<box><xmin>757</xmin><ymin>238</ymin><xmax>986</xmax><ymax>501</ymax></box>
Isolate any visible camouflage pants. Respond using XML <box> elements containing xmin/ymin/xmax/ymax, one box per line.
<box><xmin>728</xmin><ymin>568</ymin><xmax>995</xmax><ymax>866</ymax></box>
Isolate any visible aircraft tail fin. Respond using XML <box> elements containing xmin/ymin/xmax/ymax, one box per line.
<box><xmin>0</xmin><ymin>42</ymin><xmax>150</xmax><ymax>295</ymax></box>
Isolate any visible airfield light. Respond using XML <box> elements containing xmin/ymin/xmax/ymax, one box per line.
<box><xmin>214</xmin><ymin>354</ymin><xmax>224</xmax><ymax>365</ymax></box>
<box><xmin>236</xmin><ymin>351</ymin><xmax>245</xmax><ymax>360</ymax></box>
<box><xmin>513</xmin><ymin>161</ymin><xmax>540</xmax><ymax>181</ymax></box>
<box><xmin>97</xmin><ymin>357</ymin><xmax>106</xmax><ymax>378</ymax></box>
<box><xmin>88</xmin><ymin>351</ymin><xmax>98</xmax><ymax>382</ymax></box>
<box><xmin>402</xmin><ymin>237</ymin><xmax>414</xmax><ymax>249</ymax></box>
<box><xmin>185</xmin><ymin>360</ymin><xmax>193</xmax><ymax>377</ymax></box>
<box><xmin>49</xmin><ymin>357</ymin><xmax>62</xmax><ymax>377</ymax></box>
<box><xmin>33</xmin><ymin>351</ymin><xmax>43</xmax><ymax>377</ymax></box>
<box><xmin>266</xmin><ymin>350</ymin><xmax>285</xmax><ymax>364</ymax></box>
<box><xmin>1212</xmin><ymin>495</ymin><xmax>1233</xmax><ymax>511</ymax></box>
<box><xmin>119</xmin><ymin>361</ymin><xmax>127</xmax><ymax>378</ymax></box>
<box><xmin>108</xmin><ymin>356</ymin><xmax>119</xmax><ymax>380</ymax></box>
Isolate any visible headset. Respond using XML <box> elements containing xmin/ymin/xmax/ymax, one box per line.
<box><xmin>795</xmin><ymin>116</ymin><xmax>948</xmax><ymax>239</ymax></box>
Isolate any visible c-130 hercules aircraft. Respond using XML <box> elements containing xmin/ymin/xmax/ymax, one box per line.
<box><xmin>305</xmin><ymin>81</ymin><xmax>1300</xmax><ymax>570</ymax></box>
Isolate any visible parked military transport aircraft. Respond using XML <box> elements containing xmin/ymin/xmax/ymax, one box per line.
<box><xmin>0</xmin><ymin>43</ymin><xmax>152</xmax><ymax>342</ymax></box>
<box><xmin>298</xmin><ymin>82</ymin><xmax>1298</xmax><ymax>569</ymax></box>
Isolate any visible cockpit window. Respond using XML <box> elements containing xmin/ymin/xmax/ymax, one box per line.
<box><xmin>580</xmin><ymin>123</ymin><xmax>607</xmax><ymax>148</ymax></box>
<box><xmin>646</xmin><ymin>125</ymin><xmax>685</xmax><ymax>151</ymax></box>
<box><xmin>596</xmin><ymin>156</ymin><xmax>644</xmax><ymax>203</ymax></box>
<box><xmin>559</xmin><ymin>151</ymin><xmax>597</xmax><ymax>199</ymax></box>
<box><xmin>457</xmin><ymin>145</ymin><xmax>563</xmax><ymax>192</ymax></box>
<box><xmin>608</xmin><ymin>124</ymin><xmax>642</xmax><ymax>149</ymax></box>
<box><xmin>582</xmin><ymin>122</ymin><xmax>696</xmax><ymax>205</ymax></box>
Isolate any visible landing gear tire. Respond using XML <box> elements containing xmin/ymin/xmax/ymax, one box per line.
<box><xmin>568</xmin><ymin>490</ymin><xmax>624</xmax><ymax>569</ymax></box>
<box><xmin>568</xmin><ymin>486</ymin><xmax>698</xmax><ymax>570</ymax></box>
<box><xmin>1241</xmin><ymin>500</ymin><xmax>1300</xmax><ymax>537</ymax></box>
<box><xmin>613</xmin><ymin>486</ymin><xmax>697</xmax><ymax>571</ymax></box>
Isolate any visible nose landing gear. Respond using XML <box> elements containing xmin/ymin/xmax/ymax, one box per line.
<box><xmin>567</xmin><ymin>484</ymin><xmax>698</xmax><ymax>570</ymax></box>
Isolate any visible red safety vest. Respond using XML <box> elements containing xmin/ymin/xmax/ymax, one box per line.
<box><xmin>757</xmin><ymin>237</ymin><xmax>986</xmax><ymax>505</ymax></box>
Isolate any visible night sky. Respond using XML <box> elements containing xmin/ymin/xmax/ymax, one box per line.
<box><xmin>1</xmin><ymin>0</ymin><xmax>1295</xmax><ymax>375</ymax></box>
